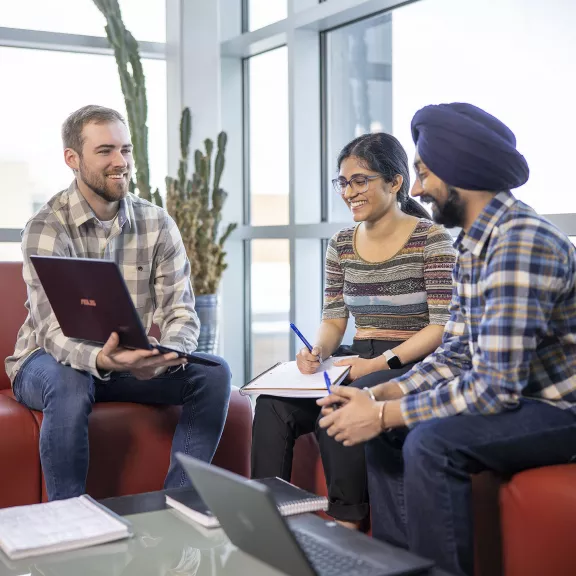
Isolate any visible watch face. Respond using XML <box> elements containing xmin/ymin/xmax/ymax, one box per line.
<box><xmin>387</xmin><ymin>354</ymin><xmax>402</xmax><ymax>369</ymax></box>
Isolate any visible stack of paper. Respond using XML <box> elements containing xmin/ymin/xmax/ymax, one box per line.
<box><xmin>0</xmin><ymin>495</ymin><xmax>132</xmax><ymax>560</ymax></box>
<box><xmin>241</xmin><ymin>356</ymin><xmax>356</xmax><ymax>398</ymax></box>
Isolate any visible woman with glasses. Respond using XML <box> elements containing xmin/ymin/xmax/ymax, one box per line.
<box><xmin>251</xmin><ymin>132</ymin><xmax>456</xmax><ymax>530</ymax></box>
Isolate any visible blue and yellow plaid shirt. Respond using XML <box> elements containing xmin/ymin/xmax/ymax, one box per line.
<box><xmin>396</xmin><ymin>191</ymin><xmax>576</xmax><ymax>427</ymax></box>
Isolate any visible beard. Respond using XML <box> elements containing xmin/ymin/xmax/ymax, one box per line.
<box><xmin>422</xmin><ymin>185</ymin><xmax>466</xmax><ymax>228</ymax></box>
<box><xmin>78</xmin><ymin>157</ymin><xmax>130</xmax><ymax>203</ymax></box>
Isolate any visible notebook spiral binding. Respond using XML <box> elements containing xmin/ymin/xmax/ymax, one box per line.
<box><xmin>279</xmin><ymin>497</ymin><xmax>329</xmax><ymax>516</ymax></box>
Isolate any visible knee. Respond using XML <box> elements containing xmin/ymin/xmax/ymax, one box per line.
<box><xmin>402</xmin><ymin>420</ymin><xmax>450</xmax><ymax>465</ymax></box>
<box><xmin>42</xmin><ymin>363</ymin><xmax>94</xmax><ymax>410</ymax></box>
<box><xmin>254</xmin><ymin>395</ymin><xmax>283</xmax><ymax>421</ymax></box>
<box><xmin>253</xmin><ymin>396</ymin><xmax>296</xmax><ymax>431</ymax></box>
<box><xmin>200</xmin><ymin>357</ymin><xmax>232</xmax><ymax>402</ymax></box>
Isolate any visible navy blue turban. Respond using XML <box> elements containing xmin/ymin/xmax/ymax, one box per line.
<box><xmin>411</xmin><ymin>103</ymin><xmax>529</xmax><ymax>191</ymax></box>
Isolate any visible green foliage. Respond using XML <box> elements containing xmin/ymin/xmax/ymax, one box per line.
<box><xmin>92</xmin><ymin>0</ymin><xmax>161</xmax><ymax>204</ymax></box>
<box><xmin>166</xmin><ymin>108</ymin><xmax>237</xmax><ymax>295</ymax></box>
<box><xmin>94</xmin><ymin>1</ymin><xmax>236</xmax><ymax>292</ymax></box>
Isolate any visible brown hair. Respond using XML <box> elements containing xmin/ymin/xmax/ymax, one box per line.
<box><xmin>61</xmin><ymin>105</ymin><xmax>126</xmax><ymax>155</ymax></box>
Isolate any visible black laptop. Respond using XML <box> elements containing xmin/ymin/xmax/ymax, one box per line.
<box><xmin>30</xmin><ymin>255</ymin><xmax>219</xmax><ymax>367</ymax></box>
<box><xmin>176</xmin><ymin>453</ymin><xmax>434</xmax><ymax>576</ymax></box>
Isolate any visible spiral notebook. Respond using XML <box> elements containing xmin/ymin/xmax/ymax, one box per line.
<box><xmin>165</xmin><ymin>477</ymin><xmax>328</xmax><ymax>528</ymax></box>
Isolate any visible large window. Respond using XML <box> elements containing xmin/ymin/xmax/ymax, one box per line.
<box><xmin>247</xmin><ymin>47</ymin><xmax>289</xmax><ymax>226</ymax></box>
<box><xmin>221</xmin><ymin>0</ymin><xmax>576</xmax><ymax>383</ymax></box>
<box><xmin>2</xmin><ymin>0</ymin><xmax>166</xmax><ymax>42</ymax></box>
<box><xmin>324</xmin><ymin>13</ymin><xmax>393</xmax><ymax>223</ymax></box>
<box><xmin>246</xmin><ymin>0</ymin><xmax>287</xmax><ymax>32</ymax></box>
<box><xmin>250</xmin><ymin>239</ymin><xmax>291</xmax><ymax>377</ymax></box>
<box><xmin>246</xmin><ymin>45</ymin><xmax>291</xmax><ymax>375</ymax></box>
<box><xmin>0</xmin><ymin>48</ymin><xmax>166</xmax><ymax>230</ymax></box>
<box><xmin>390</xmin><ymin>0</ymin><xmax>576</xmax><ymax>215</ymax></box>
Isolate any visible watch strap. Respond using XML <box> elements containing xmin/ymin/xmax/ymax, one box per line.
<box><xmin>383</xmin><ymin>348</ymin><xmax>403</xmax><ymax>369</ymax></box>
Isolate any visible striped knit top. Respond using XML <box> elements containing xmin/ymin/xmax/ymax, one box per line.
<box><xmin>322</xmin><ymin>219</ymin><xmax>457</xmax><ymax>341</ymax></box>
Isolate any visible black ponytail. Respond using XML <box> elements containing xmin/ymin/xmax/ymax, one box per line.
<box><xmin>399</xmin><ymin>194</ymin><xmax>431</xmax><ymax>219</ymax></box>
<box><xmin>337</xmin><ymin>132</ymin><xmax>431</xmax><ymax>220</ymax></box>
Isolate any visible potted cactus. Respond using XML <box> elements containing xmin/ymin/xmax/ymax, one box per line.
<box><xmin>166</xmin><ymin>109</ymin><xmax>237</xmax><ymax>352</ymax></box>
<box><xmin>94</xmin><ymin>0</ymin><xmax>236</xmax><ymax>353</ymax></box>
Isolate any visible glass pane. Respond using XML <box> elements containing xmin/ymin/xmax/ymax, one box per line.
<box><xmin>0</xmin><ymin>47</ymin><xmax>167</xmax><ymax>229</ymax></box>
<box><xmin>250</xmin><ymin>239</ymin><xmax>290</xmax><ymax>378</ymax></box>
<box><xmin>247</xmin><ymin>0</ymin><xmax>287</xmax><ymax>31</ymax></box>
<box><xmin>325</xmin><ymin>13</ymin><xmax>392</xmax><ymax>222</ymax></box>
<box><xmin>0</xmin><ymin>243</ymin><xmax>23</xmax><ymax>261</ymax></box>
<box><xmin>1</xmin><ymin>0</ymin><xmax>166</xmax><ymax>42</ymax></box>
<box><xmin>390</xmin><ymin>0</ymin><xmax>576</xmax><ymax>215</ymax></box>
<box><xmin>248</xmin><ymin>47</ymin><xmax>289</xmax><ymax>225</ymax></box>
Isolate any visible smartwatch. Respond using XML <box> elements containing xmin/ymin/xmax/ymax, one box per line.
<box><xmin>382</xmin><ymin>349</ymin><xmax>403</xmax><ymax>369</ymax></box>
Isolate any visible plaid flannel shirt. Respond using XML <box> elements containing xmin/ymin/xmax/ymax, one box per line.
<box><xmin>5</xmin><ymin>182</ymin><xmax>200</xmax><ymax>383</ymax></box>
<box><xmin>395</xmin><ymin>191</ymin><xmax>576</xmax><ymax>427</ymax></box>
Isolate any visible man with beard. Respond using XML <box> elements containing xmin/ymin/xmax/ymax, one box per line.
<box><xmin>5</xmin><ymin>105</ymin><xmax>231</xmax><ymax>500</ymax></box>
<box><xmin>316</xmin><ymin>103</ymin><xmax>576</xmax><ymax>575</ymax></box>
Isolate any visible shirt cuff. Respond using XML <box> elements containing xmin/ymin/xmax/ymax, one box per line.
<box><xmin>396</xmin><ymin>379</ymin><xmax>411</xmax><ymax>396</ymax></box>
<box><xmin>159</xmin><ymin>337</ymin><xmax>195</xmax><ymax>354</ymax></box>
<box><xmin>399</xmin><ymin>392</ymin><xmax>434</xmax><ymax>428</ymax></box>
<box><xmin>86</xmin><ymin>345</ymin><xmax>111</xmax><ymax>381</ymax></box>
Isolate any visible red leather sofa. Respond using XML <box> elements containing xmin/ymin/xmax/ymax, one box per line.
<box><xmin>290</xmin><ymin>427</ymin><xmax>576</xmax><ymax>576</ymax></box>
<box><xmin>0</xmin><ymin>261</ymin><xmax>252</xmax><ymax>507</ymax></box>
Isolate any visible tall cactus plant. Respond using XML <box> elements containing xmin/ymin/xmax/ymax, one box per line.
<box><xmin>92</xmin><ymin>0</ymin><xmax>161</xmax><ymax>205</ymax></box>
<box><xmin>166</xmin><ymin>108</ymin><xmax>237</xmax><ymax>295</ymax></box>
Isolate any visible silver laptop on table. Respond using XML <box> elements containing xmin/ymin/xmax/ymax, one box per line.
<box><xmin>176</xmin><ymin>454</ymin><xmax>434</xmax><ymax>576</ymax></box>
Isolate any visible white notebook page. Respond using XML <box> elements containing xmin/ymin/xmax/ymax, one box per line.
<box><xmin>243</xmin><ymin>356</ymin><xmax>357</xmax><ymax>395</ymax></box>
<box><xmin>0</xmin><ymin>495</ymin><xmax>131</xmax><ymax>560</ymax></box>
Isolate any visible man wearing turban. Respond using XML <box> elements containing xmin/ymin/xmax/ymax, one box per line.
<box><xmin>317</xmin><ymin>103</ymin><xmax>576</xmax><ymax>575</ymax></box>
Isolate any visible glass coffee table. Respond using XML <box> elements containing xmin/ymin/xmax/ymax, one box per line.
<box><xmin>0</xmin><ymin>489</ymin><xmax>453</xmax><ymax>576</ymax></box>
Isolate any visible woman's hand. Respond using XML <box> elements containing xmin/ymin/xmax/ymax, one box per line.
<box><xmin>333</xmin><ymin>356</ymin><xmax>384</xmax><ymax>381</ymax></box>
<box><xmin>296</xmin><ymin>345</ymin><xmax>323</xmax><ymax>374</ymax></box>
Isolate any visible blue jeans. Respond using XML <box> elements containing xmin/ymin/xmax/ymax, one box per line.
<box><xmin>365</xmin><ymin>400</ymin><xmax>576</xmax><ymax>576</ymax></box>
<box><xmin>12</xmin><ymin>349</ymin><xmax>231</xmax><ymax>501</ymax></box>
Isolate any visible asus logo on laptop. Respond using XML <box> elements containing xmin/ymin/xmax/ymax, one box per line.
<box><xmin>80</xmin><ymin>298</ymin><xmax>97</xmax><ymax>307</ymax></box>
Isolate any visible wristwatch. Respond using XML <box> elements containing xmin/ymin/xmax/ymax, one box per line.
<box><xmin>382</xmin><ymin>349</ymin><xmax>403</xmax><ymax>369</ymax></box>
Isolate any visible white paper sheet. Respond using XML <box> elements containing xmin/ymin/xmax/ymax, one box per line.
<box><xmin>0</xmin><ymin>495</ymin><xmax>131</xmax><ymax>560</ymax></box>
<box><xmin>241</xmin><ymin>356</ymin><xmax>357</xmax><ymax>398</ymax></box>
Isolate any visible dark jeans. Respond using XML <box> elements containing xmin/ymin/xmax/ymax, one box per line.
<box><xmin>366</xmin><ymin>399</ymin><xmax>576</xmax><ymax>576</ymax></box>
<box><xmin>12</xmin><ymin>349</ymin><xmax>232</xmax><ymax>501</ymax></box>
<box><xmin>251</xmin><ymin>339</ymin><xmax>415</xmax><ymax>522</ymax></box>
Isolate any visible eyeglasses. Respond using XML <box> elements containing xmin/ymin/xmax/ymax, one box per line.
<box><xmin>331</xmin><ymin>175</ymin><xmax>382</xmax><ymax>195</ymax></box>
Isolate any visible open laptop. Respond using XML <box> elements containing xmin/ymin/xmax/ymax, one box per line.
<box><xmin>176</xmin><ymin>453</ymin><xmax>434</xmax><ymax>576</ymax></box>
<box><xmin>30</xmin><ymin>255</ymin><xmax>220</xmax><ymax>367</ymax></box>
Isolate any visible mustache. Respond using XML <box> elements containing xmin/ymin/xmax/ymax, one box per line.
<box><xmin>420</xmin><ymin>195</ymin><xmax>436</xmax><ymax>205</ymax></box>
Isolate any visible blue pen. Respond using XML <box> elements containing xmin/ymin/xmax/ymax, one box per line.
<box><xmin>323</xmin><ymin>371</ymin><xmax>332</xmax><ymax>393</ymax></box>
<box><xmin>290</xmin><ymin>323</ymin><xmax>322</xmax><ymax>362</ymax></box>
<box><xmin>289</xmin><ymin>323</ymin><xmax>312</xmax><ymax>352</ymax></box>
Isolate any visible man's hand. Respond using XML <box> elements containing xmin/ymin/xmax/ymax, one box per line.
<box><xmin>296</xmin><ymin>345</ymin><xmax>323</xmax><ymax>374</ymax></box>
<box><xmin>333</xmin><ymin>356</ymin><xmax>384</xmax><ymax>381</ymax></box>
<box><xmin>96</xmin><ymin>332</ymin><xmax>186</xmax><ymax>380</ymax></box>
<box><xmin>316</xmin><ymin>386</ymin><xmax>405</xmax><ymax>446</ymax></box>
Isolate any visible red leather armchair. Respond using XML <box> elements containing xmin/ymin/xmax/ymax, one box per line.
<box><xmin>0</xmin><ymin>261</ymin><xmax>252</xmax><ymax>507</ymax></box>
<box><xmin>291</xmin><ymin>431</ymin><xmax>576</xmax><ymax>576</ymax></box>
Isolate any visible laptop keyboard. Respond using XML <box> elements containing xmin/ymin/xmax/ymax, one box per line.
<box><xmin>293</xmin><ymin>529</ymin><xmax>386</xmax><ymax>576</ymax></box>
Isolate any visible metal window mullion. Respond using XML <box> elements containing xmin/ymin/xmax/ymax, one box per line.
<box><xmin>241</xmin><ymin>57</ymin><xmax>252</xmax><ymax>226</ymax></box>
<box><xmin>0</xmin><ymin>26</ymin><xmax>166</xmax><ymax>59</ymax></box>
<box><xmin>319</xmin><ymin>30</ymin><xmax>329</xmax><ymax>222</ymax></box>
<box><xmin>241</xmin><ymin>0</ymin><xmax>250</xmax><ymax>34</ymax></box>
<box><xmin>287</xmin><ymin>18</ymin><xmax>297</xmax><ymax>360</ymax></box>
<box><xmin>243</xmin><ymin>239</ymin><xmax>253</xmax><ymax>380</ymax></box>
